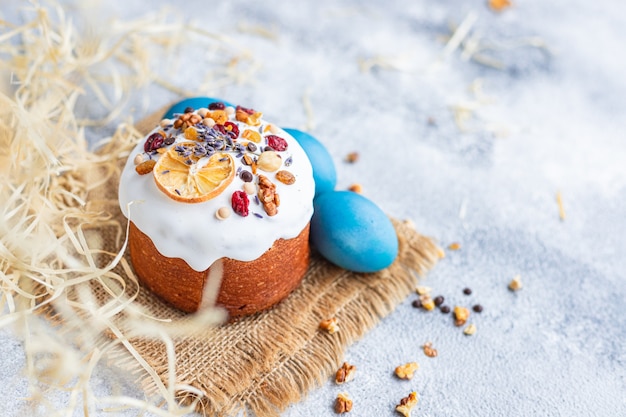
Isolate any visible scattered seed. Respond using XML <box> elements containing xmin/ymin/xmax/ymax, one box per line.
<box><xmin>440</xmin><ymin>305</ymin><xmax>451</xmax><ymax>314</ymax></box>
<box><xmin>463</xmin><ymin>287</ymin><xmax>472</xmax><ymax>295</ymax></box>
<box><xmin>348</xmin><ymin>184</ymin><xmax>362</xmax><ymax>194</ymax></box>
<box><xmin>184</xmin><ymin>106</ymin><xmax>194</xmax><ymax>113</ymax></box>
<box><xmin>411</xmin><ymin>299</ymin><xmax>422</xmax><ymax>309</ymax></box>
<box><xmin>433</xmin><ymin>295</ymin><xmax>444</xmax><ymax>306</ymax></box>
<box><xmin>472</xmin><ymin>304</ymin><xmax>483</xmax><ymax>313</ymax></box>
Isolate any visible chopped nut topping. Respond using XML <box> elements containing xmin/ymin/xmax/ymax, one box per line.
<box><xmin>395</xmin><ymin>391</ymin><xmax>418</xmax><ymax>417</ymax></box>
<box><xmin>509</xmin><ymin>275</ymin><xmax>523</xmax><ymax>291</ymax></box>
<box><xmin>423</xmin><ymin>342</ymin><xmax>438</xmax><ymax>358</ymax></box>
<box><xmin>453</xmin><ymin>306</ymin><xmax>470</xmax><ymax>326</ymax></box>
<box><xmin>135</xmin><ymin>159</ymin><xmax>155</xmax><ymax>175</ymax></box>
<box><xmin>276</xmin><ymin>170</ymin><xmax>296</xmax><ymax>185</ymax></box>
<box><xmin>464</xmin><ymin>323</ymin><xmax>477</xmax><ymax>336</ymax></box>
<box><xmin>335</xmin><ymin>362</ymin><xmax>356</xmax><ymax>384</ymax></box>
<box><xmin>319</xmin><ymin>317</ymin><xmax>339</xmax><ymax>334</ymax></box>
<box><xmin>335</xmin><ymin>392</ymin><xmax>353</xmax><ymax>414</ymax></box>
<box><xmin>173</xmin><ymin>112</ymin><xmax>202</xmax><ymax>130</ymax></box>
<box><xmin>395</xmin><ymin>362</ymin><xmax>419</xmax><ymax>380</ymax></box>
<box><xmin>258</xmin><ymin>174</ymin><xmax>279</xmax><ymax>216</ymax></box>
<box><xmin>257</xmin><ymin>151</ymin><xmax>282</xmax><ymax>172</ymax></box>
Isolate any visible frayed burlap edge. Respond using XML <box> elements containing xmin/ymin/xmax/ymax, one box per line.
<box><xmin>75</xmin><ymin>109</ymin><xmax>441</xmax><ymax>417</ymax></box>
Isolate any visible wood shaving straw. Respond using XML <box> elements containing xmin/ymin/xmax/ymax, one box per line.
<box><xmin>0</xmin><ymin>1</ymin><xmax>250</xmax><ymax>415</ymax></box>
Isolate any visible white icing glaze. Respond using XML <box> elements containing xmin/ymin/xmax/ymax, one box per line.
<box><xmin>118</xmin><ymin>106</ymin><xmax>315</xmax><ymax>272</ymax></box>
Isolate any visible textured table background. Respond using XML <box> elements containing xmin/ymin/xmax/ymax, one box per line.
<box><xmin>2</xmin><ymin>0</ymin><xmax>626</xmax><ymax>416</ymax></box>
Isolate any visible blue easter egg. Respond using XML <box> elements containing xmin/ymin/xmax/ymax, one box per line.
<box><xmin>310</xmin><ymin>191</ymin><xmax>398</xmax><ymax>273</ymax></box>
<box><xmin>162</xmin><ymin>97</ymin><xmax>233</xmax><ymax>120</ymax></box>
<box><xmin>283</xmin><ymin>128</ymin><xmax>336</xmax><ymax>198</ymax></box>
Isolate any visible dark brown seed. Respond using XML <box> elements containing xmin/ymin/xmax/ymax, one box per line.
<box><xmin>164</xmin><ymin>136</ymin><xmax>175</xmax><ymax>145</ymax></box>
<box><xmin>412</xmin><ymin>299</ymin><xmax>422</xmax><ymax>309</ymax></box>
<box><xmin>240</xmin><ymin>170</ymin><xmax>253</xmax><ymax>182</ymax></box>
<box><xmin>463</xmin><ymin>287</ymin><xmax>472</xmax><ymax>295</ymax></box>
<box><xmin>440</xmin><ymin>305</ymin><xmax>451</xmax><ymax>314</ymax></box>
<box><xmin>473</xmin><ymin>304</ymin><xmax>483</xmax><ymax>313</ymax></box>
<box><xmin>434</xmin><ymin>295</ymin><xmax>444</xmax><ymax>306</ymax></box>
<box><xmin>247</xmin><ymin>142</ymin><xmax>257</xmax><ymax>152</ymax></box>
<box><xmin>184</xmin><ymin>106</ymin><xmax>194</xmax><ymax>113</ymax></box>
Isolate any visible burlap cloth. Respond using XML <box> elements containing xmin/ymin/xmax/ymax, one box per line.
<box><xmin>83</xmin><ymin>111</ymin><xmax>441</xmax><ymax>417</ymax></box>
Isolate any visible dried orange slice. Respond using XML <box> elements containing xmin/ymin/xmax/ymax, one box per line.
<box><xmin>153</xmin><ymin>142</ymin><xmax>235</xmax><ymax>203</ymax></box>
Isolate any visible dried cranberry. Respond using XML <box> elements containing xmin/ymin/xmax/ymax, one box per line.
<box><xmin>224</xmin><ymin>121</ymin><xmax>239</xmax><ymax>139</ymax></box>
<box><xmin>213</xmin><ymin>124</ymin><xmax>226</xmax><ymax>135</ymax></box>
<box><xmin>266</xmin><ymin>135</ymin><xmax>288</xmax><ymax>151</ymax></box>
<box><xmin>236</xmin><ymin>105</ymin><xmax>255</xmax><ymax>115</ymax></box>
<box><xmin>208</xmin><ymin>102</ymin><xmax>225</xmax><ymax>110</ymax></box>
<box><xmin>144</xmin><ymin>132</ymin><xmax>164</xmax><ymax>153</ymax></box>
<box><xmin>231</xmin><ymin>191</ymin><xmax>249</xmax><ymax>217</ymax></box>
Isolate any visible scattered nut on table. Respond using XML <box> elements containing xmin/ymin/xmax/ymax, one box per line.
<box><xmin>395</xmin><ymin>391</ymin><xmax>418</xmax><ymax>417</ymax></box>
<box><xmin>509</xmin><ymin>275</ymin><xmax>523</xmax><ymax>291</ymax></box>
<box><xmin>423</xmin><ymin>342</ymin><xmax>438</xmax><ymax>358</ymax></box>
<box><xmin>319</xmin><ymin>317</ymin><xmax>340</xmax><ymax>334</ymax></box>
<box><xmin>334</xmin><ymin>392</ymin><xmax>353</xmax><ymax>414</ymax></box>
<box><xmin>335</xmin><ymin>362</ymin><xmax>356</xmax><ymax>384</ymax></box>
<box><xmin>395</xmin><ymin>362</ymin><xmax>419</xmax><ymax>380</ymax></box>
<box><xmin>453</xmin><ymin>306</ymin><xmax>470</xmax><ymax>326</ymax></box>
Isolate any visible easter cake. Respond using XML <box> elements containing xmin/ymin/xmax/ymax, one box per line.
<box><xmin>118</xmin><ymin>99</ymin><xmax>315</xmax><ymax>317</ymax></box>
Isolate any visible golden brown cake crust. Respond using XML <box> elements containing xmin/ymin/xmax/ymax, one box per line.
<box><xmin>129</xmin><ymin>221</ymin><xmax>310</xmax><ymax>317</ymax></box>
